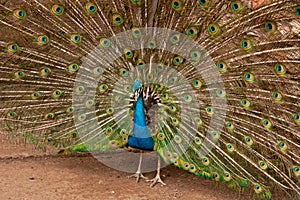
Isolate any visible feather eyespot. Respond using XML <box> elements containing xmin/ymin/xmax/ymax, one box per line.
<box><xmin>111</xmin><ymin>13</ymin><xmax>124</xmax><ymax>26</ymax></box>
<box><xmin>254</xmin><ymin>184</ymin><xmax>262</xmax><ymax>194</ymax></box>
<box><xmin>99</xmin><ymin>37</ymin><xmax>111</xmax><ymax>48</ymax></box>
<box><xmin>157</xmin><ymin>132</ymin><xmax>165</xmax><ymax>141</ymax></box>
<box><xmin>259</xmin><ymin>161</ymin><xmax>268</xmax><ymax>170</ymax></box>
<box><xmin>226</xmin><ymin>143</ymin><xmax>235</xmax><ymax>153</ymax></box>
<box><xmin>174</xmin><ymin>135</ymin><xmax>182</xmax><ymax>144</ymax></box>
<box><xmin>119</xmin><ymin>68</ymin><xmax>129</xmax><ymax>76</ymax></box>
<box><xmin>106</xmin><ymin>127</ymin><xmax>113</xmax><ymax>135</ymax></box>
<box><xmin>131</xmin><ymin>27</ymin><xmax>141</xmax><ymax>38</ymax></box>
<box><xmin>194</xmin><ymin>136</ymin><xmax>202</xmax><ymax>145</ymax></box>
<box><xmin>85</xmin><ymin>100</ymin><xmax>95</xmax><ymax>108</ymax></box>
<box><xmin>212</xmin><ymin>172</ymin><xmax>220</xmax><ymax>181</ymax></box>
<box><xmin>13</xmin><ymin>9</ymin><xmax>26</xmax><ymax>20</ymax></box>
<box><xmin>172</xmin><ymin>118</ymin><xmax>180</xmax><ymax>126</ymax></box>
<box><xmin>201</xmin><ymin>157</ymin><xmax>210</xmax><ymax>166</ymax></box>
<box><xmin>208</xmin><ymin>23</ymin><xmax>221</xmax><ymax>36</ymax></box>
<box><xmin>262</xmin><ymin>119</ymin><xmax>272</xmax><ymax>130</ymax></box>
<box><xmin>14</xmin><ymin>71</ymin><xmax>25</xmax><ymax>79</ymax></box>
<box><xmin>205</xmin><ymin>106</ymin><xmax>214</xmax><ymax>116</ymax></box>
<box><xmin>244</xmin><ymin>72</ymin><xmax>255</xmax><ymax>83</ymax></box>
<box><xmin>216</xmin><ymin>89</ymin><xmax>226</xmax><ymax>98</ymax></box>
<box><xmin>171</xmin><ymin>0</ymin><xmax>183</xmax><ymax>12</ymax></box>
<box><xmin>85</xmin><ymin>2</ymin><xmax>97</xmax><ymax>14</ymax></box>
<box><xmin>51</xmin><ymin>5</ymin><xmax>64</xmax><ymax>16</ymax></box>
<box><xmin>93</xmin><ymin>67</ymin><xmax>104</xmax><ymax>76</ymax></box>
<box><xmin>295</xmin><ymin>7</ymin><xmax>300</xmax><ymax>16</ymax></box>
<box><xmin>45</xmin><ymin>113</ymin><xmax>55</xmax><ymax>120</ymax></box>
<box><xmin>7</xmin><ymin>43</ymin><xmax>19</xmax><ymax>53</ymax></box>
<box><xmin>241</xmin><ymin>38</ymin><xmax>253</xmax><ymax>51</ymax></box>
<box><xmin>7</xmin><ymin>111</ymin><xmax>17</xmax><ymax>119</ymax></box>
<box><xmin>181</xmin><ymin>162</ymin><xmax>190</xmax><ymax>170</ymax></box>
<box><xmin>97</xmin><ymin>84</ymin><xmax>108</xmax><ymax>93</ymax></box>
<box><xmin>66</xmin><ymin>106</ymin><xmax>74</xmax><ymax>115</ymax></box>
<box><xmin>31</xmin><ymin>92</ymin><xmax>41</xmax><ymax>100</ymax></box>
<box><xmin>124</xmin><ymin>48</ymin><xmax>133</xmax><ymax>59</ymax></box>
<box><xmin>170</xmin><ymin>34</ymin><xmax>180</xmax><ymax>44</ymax></box>
<box><xmin>186</xmin><ymin>25</ymin><xmax>199</xmax><ymax>39</ymax></box>
<box><xmin>293</xmin><ymin>166</ymin><xmax>300</xmax><ymax>177</ymax></box>
<box><xmin>70</xmin><ymin>34</ymin><xmax>82</xmax><ymax>44</ymax></box>
<box><xmin>192</xmin><ymin>79</ymin><xmax>203</xmax><ymax>89</ymax></box>
<box><xmin>40</xmin><ymin>67</ymin><xmax>51</xmax><ymax>76</ymax></box>
<box><xmin>274</xmin><ymin>63</ymin><xmax>287</xmax><ymax>76</ymax></box>
<box><xmin>190</xmin><ymin>50</ymin><xmax>203</xmax><ymax>62</ymax></box>
<box><xmin>67</xmin><ymin>63</ymin><xmax>80</xmax><ymax>73</ymax></box>
<box><xmin>194</xmin><ymin>117</ymin><xmax>203</xmax><ymax>127</ymax></box>
<box><xmin>244</xmin><ymin>136</ymin><xmax>253</xmax><ymax>146</ymax></box>
<box><xmin>271</xmin><ymin>91</ymin><xmax>283</xmax><ymax>103</ymax></box>
<box><xmin>264</xmin><ymin>20</ymin><xmax>277</xmax><ymax>33</ymax></box>
<box><xmin>189</xmin><ymin>164</ymin><xmax>196</xmax><ymax>173</ymax></box>
<box><xmin>217</xmin><ymin>61</ymin><xmax>229</xmax><ymax>73</ymax></box>
<box><xmin>230</xmin><ymin>1</ymin><xmax>243</xmax><ymax>13</ymax></box>
<box><xmin>156</xmin><ymin>62</ymin><xmax>164</xmax><ymax>72</ymax></box>
<box><xmin>131</xmin><ymin>0</ymin><xmax>142</xmax><ymax>6</ymax></box>
<box><xmin>223</xmin><ymin>172</ymin><xmax>232</xmax><ymax>182</ymax></box>
<box><xmin>278</xmin><ymin>141</ymin><xmax>288</xmax><ymax>152</ymax></box>
<box><xmin>51</xmin><ymin>89</ymin><xmax>62</xmax><ymax>99</ymax></box>
<box><xmin>36</xmin><ymin>35</ymin><xmax>50</xmax><ymax>45</ymax></box>
<box><xmin>211</xmin><ymin>131</ymin><xmax>220</xmax><ymax>140</ymax></box>
<box><xmin>136</xmin><ymin>58</ymin><xmax>145</xmax><ymax>67</ymax></box>
<box><xmin>75</xmin><ymin>86</ymin><xmax>85</xmax><ymax>94</ymax></box>
<box><xmin>106</xmin><ymin>107</ymin><xmax>114</xmax><ymax>115</ymax></box>
<box><xmin>197</xmin><ymin>0</ymin><xmax>211</xmax><ymax>7</ymax></box>
<box><xmin>173</xmin><ymin>56</ymin><xmax>184</xmax><ymax>66</ymax></box>
<box><xmin>225</xmin><ymin>121</ymin><xmax>235</xmax><ymax>132</ymax></box>
<box><xmin>147</xmin><ymin>39</ymin><xmax>156</xmax><ymax>49</ymax></box>
<box><xmin>241</xmin><ymin>99</ymin><xmax>251</xmax><ymax>108</ymax></box>
<box><xmin>293</xmin><ymin>113</ymin><xmax>300</xmax><ymax>125</ymax></box>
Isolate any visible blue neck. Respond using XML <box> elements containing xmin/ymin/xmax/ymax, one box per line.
<box><xmin>134</xmin><ymin>95</ymin><xmax>147</xmax><ymax>128</ymax></box>
<box><xmin>127</xmin><ymin>94</ymin><xmax>154</xmax><ymax>150</ymax></box>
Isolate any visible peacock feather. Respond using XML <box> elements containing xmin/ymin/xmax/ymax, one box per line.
<box><xmin>0</xmin><ymin>0</ymin><xmax>299</xmax><ymax>199</ymax></box>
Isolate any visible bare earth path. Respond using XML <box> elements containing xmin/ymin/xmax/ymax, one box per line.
<box><xmin>0</xmin><ymin>135</ymin><xmax>288</xmax><ymax>200</ymax></box>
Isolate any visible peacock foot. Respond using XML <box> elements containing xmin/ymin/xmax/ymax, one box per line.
<box><xmin>146</xmin><ymin>174</ymin><xmax>166</xmax><ymax>187</ymax></box>
<box><xmin>128</xmin><ymin>172</ymin><xmax>148</xmax><ymax>183</ymax></box>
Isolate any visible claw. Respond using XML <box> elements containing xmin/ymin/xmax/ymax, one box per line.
<box><xmin>146</xmin><ymin>174</ymin><xmax>166</xmax><ymax>187</ymax></box>
<box><xmin>128</xmin><ymin>172</ymin><xmax>148</xmax><ymax>183</ymax></box>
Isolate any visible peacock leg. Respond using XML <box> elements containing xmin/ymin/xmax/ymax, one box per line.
<box><xmin>146</xmin><ymin>156</ymin><xmax>166</xmax><ymax>187</ymax></box>
<box><xmin>128</xmin><ymin>153</ymin><xmax>148</xmax><ymax>182</ymax></box>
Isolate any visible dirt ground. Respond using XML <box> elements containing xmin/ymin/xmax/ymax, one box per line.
<box><xmin>0</xmin><ymin>134</ymin><xmax>290</xmax><ymax>200</ymax></box>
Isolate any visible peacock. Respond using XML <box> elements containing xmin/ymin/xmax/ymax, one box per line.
<box><xmin>0</xmin><ymin>0</ymin><xmax>299</xmax><ymax>199</ymax></box>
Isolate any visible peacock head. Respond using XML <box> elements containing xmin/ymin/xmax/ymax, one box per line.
<box><xmin>133</xmin><ymin>80</ymin><xmax>143</xmax><ymax>92</ymax></box>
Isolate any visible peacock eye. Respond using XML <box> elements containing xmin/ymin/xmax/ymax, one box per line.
<box><xmin>265</xmin><ymin>21</ymin><xmax>277</xmax><ymax>33</ymax></box>
<box><xmin>70</xmin><ymin>34</ymin><xmax>82</xmax><ymax>44</ymax></box>
<box><xmin>51</xmin><ymin>5</ymin><xmax>64</xmax><ymax>16</ymax></box>
<box><xmin>131</xmin><ymin>27</ymin><xmax>141</xmax><ymax>38</ymax></box>
<box><xmin>244</xmin><ymin>72</ymin><xmax>255</xmax><ymax>83</ymax></box>
<box><xmin>99</xmin><ymin>37</ymin><xmax>111</xmax><ymax>48</ymax></box>
<box><xmin>170</xmin><ymin>34</ymin><xmax>180</xmax><ymax>44</ymax></box>
<box><xmin>186</xmin><ymin>25</ymin><xmax>199</xmax><ymax>39</ymax></box>
<box><xmin>241</xmin><ymin>38</ymin><xmax>253</xmax><ymax>51</ymax></box>
<box><xmin>85</xmin><ymin>2</ymin><xmax>97</xmax><ymax>14</ymax></box>
<box><xmin>111</xmin><ymin>13</ymin><xmax>124</xmax><ymax>26</ymax></box>
<box><xmin>130</xmin><ymin>0</ymin><xmax>142</xmax><ymax>6</ymax></box>
<box><xmin>274</xmin><ymin>63</ymin><xmax>287</xmax><ymax>76</ymax></box>
<box><xmin>173</xmin><ymin>56</ymin><xmax>184</xmax><ymax>66</ymax></box>
<box><xmin>67</xmin><ymin>63</ymin><xmax>80</xmax><ymax>73</ymax></box>
<box><xmin>171</xmin><ymin>0</ymin><xmax>183</xmax><ymax>12</ymax></box>
<box><xmin>217</xmin><ymin>61</ymin><xmax>229</xmax><ymax>73</ymax></box>
<box><xmin>230</xmin><ymin>1</ymin><xmax>243</xmax><ymax>13</ymax></box>
<box><xmin>7</xmin><ymin>43</ymin><xmax>19</xmax><ymax>53</ymax></box>
<box><xmin>36</xmin><ymin>35</ymin><xmax>50</xmax><ymax>45</ymax></box>
<box><xmin>296</xmin><ymin>7</ymin><xmax>300</xmax><ymax>16</ymax></box>
<box><xmin>208</xmin><ymin>23</ymin><xmax>221</xmax><ymax>36</ymax></box>
<box><xmin>13</xmin><ymin>9</ymin><xmax>26</xmax><ymax>20</ymax></box>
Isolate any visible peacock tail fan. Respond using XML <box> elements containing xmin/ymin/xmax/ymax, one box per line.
<box><xmin>0</xmin><ymin>0</ymin><xmax>299</xmax><ymax>199</ymax></box>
